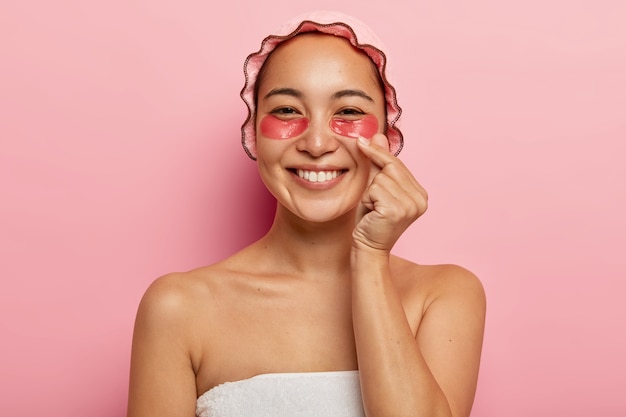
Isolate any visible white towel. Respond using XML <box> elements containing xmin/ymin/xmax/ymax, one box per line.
<box><xmin>196</xmin><ymin>370</ymin><xmax>365</xmax><ymax>417</ymax></box>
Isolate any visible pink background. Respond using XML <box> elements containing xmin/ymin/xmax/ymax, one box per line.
<box><xmin>1</xmin><ymin>1</ymin><xmax>625</xmax><ymax>415</ymax></box>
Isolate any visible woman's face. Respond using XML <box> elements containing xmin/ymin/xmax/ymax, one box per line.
<box><xmin>255</xmin><ymin>33</ymin><xmax>387</xmax><ymax>223</ymax></box>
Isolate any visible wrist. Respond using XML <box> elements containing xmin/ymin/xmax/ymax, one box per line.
<box><xmin>350</xmin><ymin>243</ymin><xmax>390</xmax><ymax>268</ymax></box>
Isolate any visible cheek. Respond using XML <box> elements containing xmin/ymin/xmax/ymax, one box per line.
<box><xmin>259</xmin><ymin>115</ymin><xmax>309</xmax><ymax>140</ymax></box>
<box><xmin>330</xmin><ymin>114</ymin><xmax>379</xmax><ymax>139</ymax></box>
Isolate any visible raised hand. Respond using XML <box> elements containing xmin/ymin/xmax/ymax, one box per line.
<box><xmin>353</xmin><ymin>133</ymin><xmax>428</xmax><ymax>253</ymax></box>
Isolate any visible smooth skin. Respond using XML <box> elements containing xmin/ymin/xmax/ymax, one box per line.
<box><xmin>128</xmin><ymin>34</ymin><xmax>486</xmax><ymax>417</ymax></box>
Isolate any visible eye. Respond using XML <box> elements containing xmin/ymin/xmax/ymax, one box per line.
<box><xmin>271</xmin><ymin>107</ymin><xmax>301</xmax><ymax>118</ymax></box>
<box><xmin>336</xmin><ymin>108</ymin><xmax>365</xmax><ymax>118</ymax></box>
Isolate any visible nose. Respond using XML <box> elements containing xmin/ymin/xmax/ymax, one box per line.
<box><xmin>295</xmin><ymin>117</ymin><xmax>339</xmax><ymax>157</ymax></box>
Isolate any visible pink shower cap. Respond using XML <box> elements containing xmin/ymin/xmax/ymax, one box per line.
<box><xmin>240</xmin><ymin>10</ymin><xmax>403</xmax><ymax>160</ymax></box>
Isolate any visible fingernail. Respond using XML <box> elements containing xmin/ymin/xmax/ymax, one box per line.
<box><xmin>357</xmin><ymin>136</ymin><xmax>370</xmax><ymax>146</ymax></box>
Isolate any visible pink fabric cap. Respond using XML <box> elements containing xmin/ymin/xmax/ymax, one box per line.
<box><xmin>240</xmin><ymin>10</ymin><xmax>403</xmax><ymax>160</ymax></box>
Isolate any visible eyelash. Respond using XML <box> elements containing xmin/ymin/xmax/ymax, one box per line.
<box><xmin>270</xmin><ymin>107</ymin><xmax>366</xmax><ymax>118</ymax></box>
<box><xmin>336</xmin><ymin>108</ymin><xmax>365</xmax><ymax>117</ymax></box>
<box><xmin>271</xmin><ymin>107</ymin><xmax>300</xmax><ymax>116</ymax></box>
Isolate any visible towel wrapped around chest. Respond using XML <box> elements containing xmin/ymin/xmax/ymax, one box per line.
<box><xmin>196</xmin><ymin>370</ymin><xmax>365</xmax><ymax>417</ymax></box>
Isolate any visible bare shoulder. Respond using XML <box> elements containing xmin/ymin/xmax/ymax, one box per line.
<box><xmin>390</xmin><ymin>257</ymin><xmax>486</xmax><ymax>322</ymax></box>
<box><xmin>133</xmin><ymin>265</ymin><xmax>229</xmax><ymax>338</ymax></box>
<box><xmin>423</xmin><ymin>263</ymin><xmax>485</xmax><ymax>303</ymax></box>
<box><xmin>138</xmin><ymin>270</ymin><xmax>206</xmax><ymax>318</ymax></box>
<box><xmin>392</xmin><ymin>256</ymin><xmax>484</xmax><ymax>292</ymax></box>
<box><xmin>135</xmin><ymin>241</ymin><xmax>266</xmax><ymax>328</ymax></box>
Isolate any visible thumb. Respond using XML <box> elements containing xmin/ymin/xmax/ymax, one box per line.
<box><xmin>358</xmin><ymin>133</ymin><xmax>391</xmax><ymax>184</ymax></box>
<box><xmin>369</xmin><ymin>132</ymin><xmax>390</xmax><ymax>152</ymax></box>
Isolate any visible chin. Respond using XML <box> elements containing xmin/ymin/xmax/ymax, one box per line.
<box><xmin>289</xmin><ymin>202</ymin><xmax>356</xmax><ymax>224</ymax></box>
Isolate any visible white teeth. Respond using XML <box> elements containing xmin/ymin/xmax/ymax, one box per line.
<box><xmin>297</xmin><ymin>169</ymin><xmax>341</xmax><ymax>183</ymax></box>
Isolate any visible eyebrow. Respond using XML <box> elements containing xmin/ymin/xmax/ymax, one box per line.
<box><xmin>263</xmin><ymin>88</ymin><xmax>374</xmax><ymax>102</ymax></box>
<box><xmin>331</xmin><ymin>89</ymin><xmax>374</xmax><ymax>102</ymax></box>
<box><xmin>264</xmin><ymin>88</ymin><xmax>302</xmax><ymax>100</ymax></box>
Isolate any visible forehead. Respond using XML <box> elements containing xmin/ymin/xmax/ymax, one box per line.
<box><xmin>270</xmin><ymin>32</ymin><xmax>363</xmax><ymax>56</ymax></box>
<box><xmin>258</xmin><ymin>33</ymin><xmax>381</xmax><ymax>93</ymax></box>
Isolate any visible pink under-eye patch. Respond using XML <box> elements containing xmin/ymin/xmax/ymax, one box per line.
<box><xmin>330</xmin><ymin>114</ymin><xmax>379</xmax><ymax>139</ymax></box>
<box><xmin>259</xmin><ymin>115</ymin><xmax>309</xmax><ymax>140</ymax></box>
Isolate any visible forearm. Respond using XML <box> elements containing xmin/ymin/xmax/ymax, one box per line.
<box><xmin>351</xmin><ymin>249</ymin><xmax>452</xmax><ymax>417</ymax></box>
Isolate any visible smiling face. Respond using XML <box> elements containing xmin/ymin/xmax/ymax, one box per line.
<box><xmin>255</xmin><ymin>33</ymin><xmax>386</xmax><ymax>223</ymax></box>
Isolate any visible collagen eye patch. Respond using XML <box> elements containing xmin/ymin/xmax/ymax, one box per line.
<box><xmin>259</xmin><ymin>114</ymin><xmax>378</xmax><ymax>140</ymax></box>
<box><xmin>259</xmin><ymin>115</ymin><xmax>310</xmax><ymax>140</ymax></box>
<box><xmin>330</xmin><ymin>114</ymin><xmax>378</xmax><ymax>139</ymax></box>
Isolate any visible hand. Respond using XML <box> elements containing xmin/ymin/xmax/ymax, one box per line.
<box><xmin>353</xmin><ymin>133</ymin><xmax>428</xmax><ymax>253</ymax></box>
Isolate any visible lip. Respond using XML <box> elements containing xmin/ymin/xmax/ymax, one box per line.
<box><xmin>291</xmin><ymin>164</ymin><xmax>346</xmax><ymax>171</ymax></box>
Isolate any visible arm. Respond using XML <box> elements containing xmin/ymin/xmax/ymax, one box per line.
<box><xmin>127</xmin><ymin>274</ymin><xmax>199</xmax><ymax>417</ymax></box>
<box><xmin>352</xmin><ymin>135</ymin><xmax>486</xmax><ymax>417</ymax></box>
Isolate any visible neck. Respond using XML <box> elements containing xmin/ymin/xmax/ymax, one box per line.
<box><xmin>259</xmin><ymin>204</ymin><xmax>355</xmax><ymax>278</ymax></box>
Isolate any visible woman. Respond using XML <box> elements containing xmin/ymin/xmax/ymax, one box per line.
<box><xmin>128</xmin><ymin>11</ymin><xmax>486</xmax><ymax>417</ymax></box>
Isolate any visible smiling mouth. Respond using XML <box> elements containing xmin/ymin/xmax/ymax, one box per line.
<box><xmin>293</xmin><ymin>169</ymin><xmax>346</xmax><ymax>183</ymax></box>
